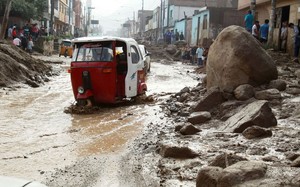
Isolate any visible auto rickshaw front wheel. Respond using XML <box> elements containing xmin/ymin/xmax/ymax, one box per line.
<box><xmin>77</xmin><ymin>99</ymin><xmax>92</xmax><ymax>107</ymax></box>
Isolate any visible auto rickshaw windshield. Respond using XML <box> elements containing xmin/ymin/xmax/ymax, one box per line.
<box><xmin>72</xmin><ymin>41</ymin><xmax>113</xmax><ymax>62</ymax></box>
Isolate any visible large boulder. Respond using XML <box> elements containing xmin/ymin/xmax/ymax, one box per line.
<box><xmin>218</xmin><ymin>161</ymin><xmax>267</xmax><ymax>187</ymax></box>
<box><xmin>220</xmin><ymin>100</ymin><xmax>277</xmax><ymax>133</ymax></box>
<box><xmin>196</xmin><ymin>166</ymin><xmax>223</xmax><ymax>187</ymax></box>
<box><xmin>206</xmin><ymin>25</ymin><xmax>278</xmax><ymax>92</ymax></box>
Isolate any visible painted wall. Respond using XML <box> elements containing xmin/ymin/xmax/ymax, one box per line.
<box><xmin>174</xmin><ymin>19</ymin><xmax>186</xmax><ymax>36</ymax></box>
<box><xmin>191</xmin><ymin>9</ymin><xmax>209</xmax><ymax>46</ymax></box>
<box><xmin>169</xmin><ymin>5</ymin><xmax>201</xmax><ymax>27</ymax></box>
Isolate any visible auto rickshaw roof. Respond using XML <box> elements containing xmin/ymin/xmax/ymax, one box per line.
<box><xmin>72</xmin><ymin>36</ymin><xmax>137</xmax><ymax>44</ymax></box>
<box><xmin>62</xmin><ymin>39</ymin><xmax>72</xmax><ymax>42</ymax></box>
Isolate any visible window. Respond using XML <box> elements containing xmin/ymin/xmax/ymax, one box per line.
<box><xmin>73</xmin><ymin>42</ymin><xmax>113</xmax><ymax>62</ymax></box>
<box><xmin>130</xmin><ymin>46</ymin><xmax>140</xmax><ymax>64</ymax></box>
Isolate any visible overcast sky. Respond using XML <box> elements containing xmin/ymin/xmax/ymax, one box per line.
<box><xmin>88</xmin><ymin>0</ymin><xmax>160</xmax><ymax>32</ymax></box>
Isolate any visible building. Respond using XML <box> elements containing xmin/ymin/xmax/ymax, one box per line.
<box><xmin>190</xmin><ymin>6</ymin><xmax>244</xmax><ymax>46</ymax></box>
<box><xmin>238</xmin><ymin>0</ymin><xmax>300</xmax><ymax>55</ymax></box>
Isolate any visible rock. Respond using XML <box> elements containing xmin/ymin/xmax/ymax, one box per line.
<box><xmin>159</xmin><ymin>144</ymin><xmax>198</xmax><ymax>159</ymax></box>
<box><xmin>295</xmin><ymin>69</ymin><xmax>300</xmax><ymax>79</ymax></box>
<box><xmin>209</xmin><ymin>153</ymin><xmax>248</xmax><ymax>168</ymax></box>
<box><xmin>193</xmin><ymin>87</ymin><xmax>226</xmax><ymax>112</ymax></box>
<box><xmin>291</xmin><ymin>156</ymin><xmax>300</xmax><ymax>167</ymax></box>
<box><xmin>175</xmin><ymin>124</ymin><xmax>184</xmax><ymax>132</ymax></box>
<box><xmin>286</xmin><ymin>88</ymin><xmax>300</xmax><ymax>95</ymax></box>
<box><xmin>178</xmin><ymin>92</ymin><xmax>190</xmax><ymax>102</ymax></box>
<box><xmin>233</xmin><ymin>84</ymin><xmax>254</xmax><ymax>100</ymax></box>
<box><xmin>268</xmin><ymin>79</ymin><xmax>287</xmax><ymax>91</ymax></box>
<box><xmin>285</xmin><ymin>152</ymin><xmax>300</xmax><ymax>161</ymax></box>
<box><xmin>262</xmin><ymin>156</ymin><xmax>279</xmax><ymax>162</ymax></box>
<box><xmin>218</xmin><ymin>161</ymin><xmax>267</xmax><ymax>187</ymax></box>
<box><xmin>25</xmin><ymin>79</ymin><xmax>40</xmax><ymax>88</ymax></box>
<box><xmin>165</xmin><ymin>44</ymin><xmax>177</xmax><ymax>55</ymax></box>
<box><xmin>255</xmin><ymin>89</ymin><xmax>281</xmax><ymax>100</ymax></box>
<box><xmin>242</xmin><ymin>126</ymin><xmax>272</xmax><ymax>139</ymax></box>
<box><xmin>206</xmin><ymin>25</ymin><xmax>278</xmax><ymax>92</ymax></box>
<box><xmin>220</xmin><ymin>100</ymin><xmax>277</xmax><ymax>133</ymax></box>
<box><xmin>187</xmin><ymin>111</ymin><xmax>211</xmax><ymax>125</ymax></box>
<box><xmin>196</xmin><ymin>166</ymin><xmax>223</xmax><ymax>187</ymax></box>
<box><xmin>179</xmin><ymin>123</ymin><xmax>201</xmax><ymax>135</ymax></box>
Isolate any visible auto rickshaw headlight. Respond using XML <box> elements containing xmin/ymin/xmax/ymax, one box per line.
<box><xmin>78</xmin><ymin>86</ymin><xmax>84</xmax><ymax>94</ymax></box>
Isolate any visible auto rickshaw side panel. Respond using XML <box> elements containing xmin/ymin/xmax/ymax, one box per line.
<box><xmin>70</xmin><ymin>61</ymin><xmax>117</xmax><ymax>104</ymax></box>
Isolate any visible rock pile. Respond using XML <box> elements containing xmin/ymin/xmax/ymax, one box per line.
<box><xmin>0</xmin><ymin>40</ymin><xmax>52</xmax><ymax>88</ymax></box>
<box><xmin>153</xmin><ymin>27</ymin><xmax>300</xmax><ymax>186</ymax></box>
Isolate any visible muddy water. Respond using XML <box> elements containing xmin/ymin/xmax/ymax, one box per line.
<box><xmin>0</xmin><ymin>57</ymin><xmax>198</xmax><ymax>184</ymax></box>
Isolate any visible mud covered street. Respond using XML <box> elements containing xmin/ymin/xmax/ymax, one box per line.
<box><xmin>0</xmin><ymin>56</ymin><xmax>200</xmax><ymax>187</ymax></box>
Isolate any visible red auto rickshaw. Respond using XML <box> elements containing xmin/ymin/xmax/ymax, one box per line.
<box><xmin>69</xmin><ymin>37</ymin><xmax>147</xmax><ymax>106</ymax></box>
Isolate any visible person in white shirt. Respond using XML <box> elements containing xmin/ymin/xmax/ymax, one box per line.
<box><xmin>196</xmin><ymin>45</ymin><xmax>204</xmax><ymax>67</ymax></box>
<box><xmin>252</xmin><ymin>21</ymin><xmax>260</xmax><ymax>40</ymax></box>
<box><xmin>289</xmin><ymin>23</ymin><xmax>300</xmax><ymax>62</ymax></box>
<box><xmin>13</xmin><ymin>37</ymin><xmax>21</xmax><ymax>47</ymax></box>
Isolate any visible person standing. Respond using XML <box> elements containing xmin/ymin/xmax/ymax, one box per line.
<box><xmin>164</xmin><ymin>30</ymin><xmax>172</xmax><ymax>44</ymax></box>
<box><xmin>252</xmin><ymin>21</ymin><xmax>260</xmax><ymax>40</ymax></box>
<box><xmin>12</xmin><ymin>26</ymin><xmax>17</xmax><ymax>39</ymax></box>
<box><xmin>196</xmin><ymin>45</ymin><xmax>204</xmax><ymax>67</ymax></box>
<box><xmin>260</xmin><ymin>19</ymin><xmax>269</xmax><ymax>43</ymax></box>
<box><xmin>27</xmin><ymin>36</ymin><xmax>34</xmax><ymax>54</ymax></box>
<box><xmin>179</xmin><ymin>32</ymin><xmax>184</xmax><ymax>40</ymax></box>
<box><xmin>289</xmin><ymin>23</ymin><xmax>300</xmax><ymax>62</ymax></box>
<box><xmin>244</xmin><ymin>10</ymin><xmax>254</xmax><ymax>32</ymax></box>
<box><xmin>7</xmin><ymin>25</ymin><xmax>13</xmax><ymax>39</ymax></box>
<box><xmin>280</xmin><ymin>21</ymin><xmax>288</xmax><ymax>52</ymax></box>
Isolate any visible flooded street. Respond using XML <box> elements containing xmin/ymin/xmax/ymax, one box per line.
<box><xmin>0</xmin><ymin>56</ymin><xmax>199</xmax><ymax>186</ymax></box>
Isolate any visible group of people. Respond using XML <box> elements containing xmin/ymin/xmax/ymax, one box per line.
<box><xmin>7</xmin><ymin>23</ymin><xmax>42</xmax><ymax>53</ymax></box>
<box><xmin>181</xmin><ymin>45</ymin><xmax>209</xmax><ymax>67</ymax></box>
<box><xmin>244</xmin><ymin>10</ymin><xmax>300</xmax><ymax>62</ymax></box>
<box><xmin>164</xmin><ymin>30</ymin><xmax>185</xmax><ymax>44</ymax></box>
<box><xmin>244</xmin><ymin>10</ymin><xmax>270</xmax><ymax>44</ymax></box>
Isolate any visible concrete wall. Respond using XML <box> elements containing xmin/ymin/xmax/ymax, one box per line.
<box><xmin>174</xmin><ymin>19</ymin><xmax>186</xmax><ymax>35</ymax></box>
<box><xmin>169</xmin><ymin>5</ymin><xmax>201</xmax><ymax>27</ymax></box>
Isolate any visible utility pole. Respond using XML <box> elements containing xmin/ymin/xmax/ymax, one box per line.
<box><xmin>0</xmin><ymin>0</ymin><xmax>13</xmax><ymax>40</ymax></box>
<box><xmin>159</xmin><ymin>0</ymin><xmax>164</xmax><ymax>41</ymax></box>
<box><xmin>250</xmin><ymin>0</ymin><xmax>256</xmax><ymax>19</ymax></box>
<box><xmin>268</xmin><ymin>0</ymin><xmax>276</xmax><ymax>47</ymax></box>
<box><xmin>50</xmin><ymin>0</ymin><xmax>54</xmax><ymax>35</ymax></box>
<box><xmin>140</xmin><ymin>0</ymin><xmax>144</xmax><ymax>38</ymax></box>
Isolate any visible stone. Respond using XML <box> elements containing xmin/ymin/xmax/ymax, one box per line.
<box><xmin>286</xmin><ymin>88</ymin><xmax>300</xmax><ymax>95</ymax></box>
<box><xmin>234</xmin><ymin>84</ymin><xmax>254</xmax><ymax>100</ymax></box>
<box><xmin>196</xmin><ymin>166</ymin><xmax>223</xmax><ymax>187</ymax></box>
<box><xmin>159</xmin><ymin>144</ymin><xmax>198</xmax><ymax>159</ymax></box>
<box><xmin>285</xmin><ymin>152</ymin><xmax>300</xmax><ymax>161</ymax></box>
<box><xmin>179</xmin><ymin>123</ymin><xmax>201</xmax><ymax>135</ymax></box>
<box><xmin>165</xmin><ymin>44</ymin><xmax>177</xmax><ymax>55</ymax></box>
<box><xmin>291</xmin><ymin>156</ymin><xmax>300</xmax><ymax>167</ymax></box>
<box><xmin>187</xmin><ymin>111</ymin><xmax>211</xmax><ymax>125</ymax></box>
<box><xmin>218</xmin><ymin>161</ymin><xmax>267</xmax><ymax>187</ymax></box>
<box><xmin>255</xmin><ymin>89</ymin><xmax>281</xmax><ymax>100</ymax></box>
<box><xmin>193</xmin><ymin>87</ymin><xmax>226</xmax><ymax>112</ymax></box>
<box><xmin>178</xmin><ymin>92</ymin><xmax>190</xmax><ymax>102</ymax></box>
<box><xmin>206</xmin><ymin>25</ymin><xmax>278</xmax><ymax>92</ymax></box>
<box><xmin>242</xmin><ymin>126</ymin><xmax>273</xmax><ymax>139</ymax></box>
<box><xmin>295</xmin><ymin>69</ymin><xmax>300</xmax><ymax>79</ymax></box>
<box><xmin>209</xmin><ymin>153</ymin><xmax>248</xmax><ymax>168</ymax></box>
<box><xmin>268</xmin><ymin>79</ymin><xmax>287</xmax><ymax>91</ymax></box>
<box><xmin>174</xmin><ymin>124</ymin><xmax>184</xmax><ymax>132</ymax></box>
<box><xmin>220</xmin><ymin>100</ymin><xmax>277</xmax><ymax>133</ymax></box>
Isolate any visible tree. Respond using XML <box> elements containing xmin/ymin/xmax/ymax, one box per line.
<box><xmin>268</xmin><ymin>0</ymin><xmax>276</xmax><ymax>47</ymax></box>
<box><xmin>0</xmin><ymin>0</ymin><xmax>47</xmax><ymax>20</ymax></box>
<box><xmin>0</xmin><ymin>0</ymin><xmax>13</xmax><ymax>40</ymax></box>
